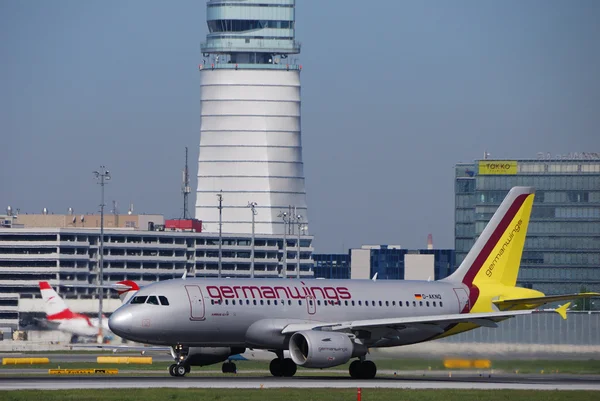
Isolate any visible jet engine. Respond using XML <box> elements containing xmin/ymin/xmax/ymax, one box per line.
<box><xmin>181</xmin><ymin>347</ymin><xmax>245</xmax><ymax>366</ymax></box>
<box><xmin>289</xmin><ymin>331</ymin><xmax>365</xmax><ymax>368</ymax></box>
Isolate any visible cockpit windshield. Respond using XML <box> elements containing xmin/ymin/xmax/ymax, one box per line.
<box><xmin>130</xmin><ymin>295</ymin><xmax>147</xmax><ymax>304</ymax></box>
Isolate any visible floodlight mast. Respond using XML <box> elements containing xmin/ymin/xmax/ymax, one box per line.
<box><xmin>278</xmin><ymin>211</ymin><xmax>289</xmax><ymax>278</ymax></box>
<box><xmin>93</xmin><ymin>166</ymin><xmax>110</xmax><ymax>344</ymax></box>
<box><xmin>295</xmin><ymin>214</ymin><xmax>303</xmax><ymax>279</ymax></box>
<box><xmin>217</xmin><ymin>192</ymin><xmax>223</xmax><ymax>278</ymax></box>
<box><xmin>248</xmin><ymin>202</ymin><xmax>258</xmax><ymax>278</ymax></box>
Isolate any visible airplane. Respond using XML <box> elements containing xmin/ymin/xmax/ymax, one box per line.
<box><xmin>38</xmin><ymin>280</ymin><xmax>139</xmax><ymax>343</ymax></box>
<box><xmin>108</xmin><ymin>187</ymin><xmax>599</xmax><ymax>378</ymax></box>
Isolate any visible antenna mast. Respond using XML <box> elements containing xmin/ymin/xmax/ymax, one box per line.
<box><xmin>183</xmin><ymin>147</ymin><xmax>191</xmax><ymax>219</ymax></box>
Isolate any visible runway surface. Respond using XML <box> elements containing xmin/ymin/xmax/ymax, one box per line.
<box><xmin>1</xmin><ymin>374</ymin><xmax>599</xmax><ymax>391</ymax></box>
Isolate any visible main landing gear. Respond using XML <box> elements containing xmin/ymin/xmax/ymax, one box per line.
<box><xmin>269</xmin><ymin>357</ymin><xmax>297</xmax><ymax>377</ymax></box>
<box><xmin>349</xmin><ymin>359</ymin><xmax>377</xmax><ymax>379</ymax></box>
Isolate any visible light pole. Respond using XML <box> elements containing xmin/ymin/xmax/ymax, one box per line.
<box><xmin>248</xmin><ymin>202</ymin><xmax>257</xmax><ymax>278</ymax></box>
<box><xmin>217</xmin><ymin>192</ymin><xmax>223</xmax><ymax>278</ymax></box>
<box><xmin>93</xmin><ymin>166</ymin><xmax>110</xmax><ymax>344</ymax></box>
<box><xmin>295</xmin><ymin>215</ymin><xmax>303</xmax><ymax>279</ymax></box>
<box><xmin>278</xmin><ymin>211</ymin><xmax>289</xmax><ymax>278</ymax></box>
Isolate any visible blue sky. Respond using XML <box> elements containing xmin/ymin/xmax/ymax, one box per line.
<box><xmin>1</xmin><ymin>0</ymin><xmax>599</xmax><ymax>252</ymax></box>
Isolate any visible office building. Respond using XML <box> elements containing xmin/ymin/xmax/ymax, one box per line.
<box><xmin>455</xmin><ymin>154</ymin><xmax>600</xmax><ymax>295</ymax></box>
<box><xmin>314</xmin><ymin>246</ymin><xmax>455</xmax><ymax>281</ymax></box>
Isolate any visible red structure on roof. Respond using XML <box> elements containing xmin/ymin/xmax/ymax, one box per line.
<box><xmin>165</xmin><ymin>219</ymin><xmax>203</xmax><ymax>233</ymax></box>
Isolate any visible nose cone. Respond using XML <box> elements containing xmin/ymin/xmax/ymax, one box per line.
<box><xmin>108</xmin><ymin>308</ymin><xmax>133</xmax><ymax>338</ymax></box>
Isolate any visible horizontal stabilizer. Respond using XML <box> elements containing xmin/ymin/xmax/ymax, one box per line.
<box><xmin>493</xmin><ymin>292</ymin><xmax>600</xmax><ymax>310</ymax></box>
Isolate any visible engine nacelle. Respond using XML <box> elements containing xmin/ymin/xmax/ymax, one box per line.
<box><xmin>183</xmin><ymin>347</ymin><xmax>245</xmax><ymax>367</ymax></box>
<box><xmin>289</xmin><ymin>331</ymin><xmax>364</xmax><ymax>368</ymax></box>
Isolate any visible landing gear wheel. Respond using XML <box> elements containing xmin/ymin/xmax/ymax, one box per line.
<box><xmin>222</xmin><ymin>361</ymin><xmax>237</xmax><ymax>374</ymax></box>
<box><xmin>175</xmin><ymin>365</ymin><xmax>187</xmax><ymax>377</ymax></box>
<box><xmin>348</xmin><ymin>360</ymin><xmax>377</xmax><ymax>379</ymax></box>
<box><xmin>282</xmin><ymin>358</ymin><xmax>297</xmax><ymax>377</ymax></box>
<box><xmin>362</xmin><ymin>360</ymin><xmax>377</xmax><ymax>379</ymax></box>
<box><xmin>169</xmin><ymin>364</ymin><xmax>177</xmax><ymax>377</ymax></box>
<box><xmin>349</xmin><ymin>360</ymin><xmax>361</xmax><ymax>379</ymax></box>
<box><xmin>269</xmin><ymin>358</ymin><xmax>283</xmax><ymax>377</ymax></box>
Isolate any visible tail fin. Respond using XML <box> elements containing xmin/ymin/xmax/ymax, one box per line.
<box><xmin>39</xmin><ymin>281</ymin><xmax>72</xmax><ymax>319</ymax></box>
<box><xmin>115</xmin><ymin>280</ymin><xmax>140</xmax><ymax>303</ymax></box>
<box><xmin>446</xmin><ymin>186</ymin><xmax>535</xmax><ymax>288</ymax></box>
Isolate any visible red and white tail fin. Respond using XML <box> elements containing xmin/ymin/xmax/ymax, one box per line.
<box><xmin>115</xmin><ymin>280</ymin><xmax>140</xmax><ymax>303</ymax></box>
<box><xmin>39</xmin><ymin>281</ymin><xmax>73</xmax><ymax>320</ymax></box>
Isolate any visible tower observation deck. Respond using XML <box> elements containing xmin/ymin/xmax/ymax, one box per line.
<box><xmin>196</xmin><ymin>0</ymin><xmax>309</xmax><ymax>235</ymax></box>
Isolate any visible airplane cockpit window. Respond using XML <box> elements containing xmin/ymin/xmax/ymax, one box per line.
<box><xmin>159</xmin><ymin>296</ymin><xmax>169</xmax><ymax>305</ymax></box>
<box><xmin>147</xmin><ymin>296</ymin><xmax>160</xmax><ymax>305</ymax></box>
<box><xmin>131</xmin><ymin>296</ymin><xmax>147</xmax><ymax>304</ymax></box>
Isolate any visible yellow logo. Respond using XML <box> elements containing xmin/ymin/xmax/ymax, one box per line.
<box><xmin>479</xmin><ymin>161</ymin><xmax>517</xmax><ymax>175</ymax></box>
<box><xmin>485</xmin><ymin>219</ymin><xmax>522</xmax><ymax>278</ymax></box>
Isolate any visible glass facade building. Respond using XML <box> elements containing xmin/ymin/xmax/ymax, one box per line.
<box><xmin>313</xmin><ymin>253</ymin><xmax>351</xmax><ymax>279</ymax></box>
<box><xmin>313</xmin><ymin>248</ymin><xmax>455</xmax><ymax>280</ymax></box>
<box><xmin>455</xmin><ymin>158</ymin><xmax>600</xmax><ymax>295</ymax></box>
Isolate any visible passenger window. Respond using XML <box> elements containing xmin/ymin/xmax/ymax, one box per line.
<box><xmin>317</xmin><ymin>300</ymin><xmax>321</xmax><ymax>306</ymax></box>
<box><xmin>232</xmin><ymin>300</ymin><xmax>236</xmax><ymax>305</ymax></box>
<box><xmin>146</xmin><ymin>296</ymin><xmax>159</xmax><ymax>305</ymax></box>
<box><xmin>385</xmin><ymin>301</ymin><xmax>389</xmax><ymax>306</ymax></box>
<box><xmin>392</xmin><ymin>301</ymin><xmax>395</xmax><ymax>306</ymax></box>
<box><xmin>379</xmin><ymin>301</ymin><xmax>383</xmax><ymax>306</ymax></box>
<box><xmin>413</xmin><ymin>301</ymin><xmax>416</xmax><ymax>307</ymax></box>
<box><xmin>351</xmin><ymin>300</ymin><xmax>355</xmax><ymax>306</ymax></box>
<box><xmin>274</xmin><ymin>300</ymin><xmax>278</xmax><ymax>305</ymax></box>
<box><xmin>288</xmin><ymin>300</ymin><xmax>292</xmax><ymax>306</ymax></box>
<box><xmin>131</xmin><ymin>296</ymin><xmax>147</xmax><ymax>304</ymax></box>
<box><xmin>358</xmin><ymin>301</ymin><xmax>362</xmax><ymax>306</ymax></box>
<box><xmin>419</xmin><ymin>301</ymin><xmax>423</xmax><ymax>307</ymax></box>
<box><xmin>426</xmin><ymin>301</ymin><xmax>430</xmax><ymax>307</ymax></box>
<box><xmin>246</xmin><ymin>300</ymin><xmax>250</xmax><ymax>305</ymax></box>
<box><xmin>433</xmin><ymin>301</ymin><xmax>436</xmax><ymax>307</ymax></box>
<box><xmin>253</xmin><ymin>300</ymin><xmax>257</xmax><ymax>305</ymax></box>
<box><xmin>440</xmin><ymin>301</ymin><xmax>443</xmax><ymax>307</ymax></box>
<box><xmin>372</xmin><ymin>300</ymin><xmax>375</xmax><ymax>306</ymax></box>
<box><xmin>225</xmin><ymin>300</ymin><xmax>229</xmax><ymax>305</ymax></box>
<box><xmin>399</xmin><ymin>301</ymin><xmax>403</xmax><ymax>307</ymax></box>
<box><xmin>260</xmin><ymin>300</ymin><xmax>264</xmax><ymax>305</ymax></box>
<box><xmin>345</xmin><ymin>301</ymin><xmax>348</xmax><ymax>306</ymax></box>
<box><xmin>299</xmin><ymin>300</ymin><xmax>303</xmax><ymax>305</ymax></box>
<box><xmin>267</xmin><ymin>300</ymin><xmax>271</xmax><ymax>305</ymax></box>
<box><xmin>159</xmin><ymin>296</ymin><xmax>169</xmax><ymax>306</ymax></box>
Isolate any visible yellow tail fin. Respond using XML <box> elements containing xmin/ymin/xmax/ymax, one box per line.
<box><xmin>446</xmin><ymin>187</ymin><xmax>535</xmax><ymax>289</ymax></box>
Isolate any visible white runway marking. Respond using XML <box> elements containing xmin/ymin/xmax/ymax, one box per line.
<box><xmin>1</xmin><ymin>376</ymin><xmax>599</xmax><ymax>391</ymax></box>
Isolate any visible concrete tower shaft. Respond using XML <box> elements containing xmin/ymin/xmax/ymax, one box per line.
<box><xmin>196</xmin><ymin>0</ymin><xmax>308</xmax><ymax>235</ymax></box>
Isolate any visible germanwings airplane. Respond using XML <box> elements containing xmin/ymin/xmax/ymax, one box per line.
<box><xmin>38</xmin><ymin>280</ymin><xmax>139</xmax><ymax>342</ymax></box>
<box><xmin>108</xmin><ymin>187</ymin><xmax>598</xmax><ymax>378</ymax></box>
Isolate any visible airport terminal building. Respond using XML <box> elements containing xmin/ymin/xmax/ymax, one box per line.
<box><xmin>455</xmin><ymin>154</ymin><xmax>600</xmax><ymax>295</ymax></box>
<box><xmin>0</xmin><ymin>219</ymin><xmax>314</xmax><ymax>329</ymax></box>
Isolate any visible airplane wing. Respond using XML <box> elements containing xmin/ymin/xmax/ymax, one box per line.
<box><xmin>281</xmin><ymin>310</ymin><xmax>534</xmax><ymax>336</ymax></box>
<box><xmin>492</xmin><ymin>292</ymin><xmax>600</xmax><ymax>310</ymax></box>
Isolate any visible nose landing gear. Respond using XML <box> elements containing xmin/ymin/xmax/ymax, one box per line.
<box><xmin>222</xmin><ymin>361</ymin><xmax>237</xmax><ymax>374</ymax></box>
<box><xmin>169</xmin><ymin>363</ymin><xmax>190</xmax><ymax>377</ymax></box>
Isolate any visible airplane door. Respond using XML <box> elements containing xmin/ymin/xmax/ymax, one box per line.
<box><xmin>185</xmin><ymin>285</ymin><xmax>205</xmax><ymax>321</ymax></box>
<box><xmin>306</xmin><ymin>295</ymin><xmax>316</xmax><ymax>315</ymax></box>
<box><xmin>453</xmin><ymin>288</ymin><xmax>470</xmax><ymax>313</ymax></box>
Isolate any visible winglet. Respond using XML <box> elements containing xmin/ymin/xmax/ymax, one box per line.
<box><xmin>555</xmin><ymin>302</ymin><xmax>571</xmax><ymax>320</ymax></box>
<box><xmin>371</xmin><ymin>273</ymin><xmax>378</xmax><ymax>282</ymax></box>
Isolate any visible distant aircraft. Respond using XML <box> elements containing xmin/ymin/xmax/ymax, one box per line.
<box><xmin>108</xmin><ymin>187</ymin><xmax>599</xmax><ymax>378</ymax></box>
<box><xmin>38</xmin><ymin>280</ymin><xmax>138</xmax><ymax>343</ymax></box>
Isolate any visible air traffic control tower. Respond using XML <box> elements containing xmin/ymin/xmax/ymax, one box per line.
<box><xmin>196</xmin><ymin>0</ymin><xmax>309</xmax><ymax>235</ymax></box>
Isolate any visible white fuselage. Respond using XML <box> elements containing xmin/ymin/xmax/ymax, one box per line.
<box><xmin>109</xmin><ymin>278</ymin><xmax>471</xmax><ymax>349</ymax></box>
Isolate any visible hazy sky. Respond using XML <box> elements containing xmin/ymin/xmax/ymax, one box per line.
<box><xmin>1</xmin><ymin>0</ymin><xmax>599</xmax><ymax>252</ymax></box>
